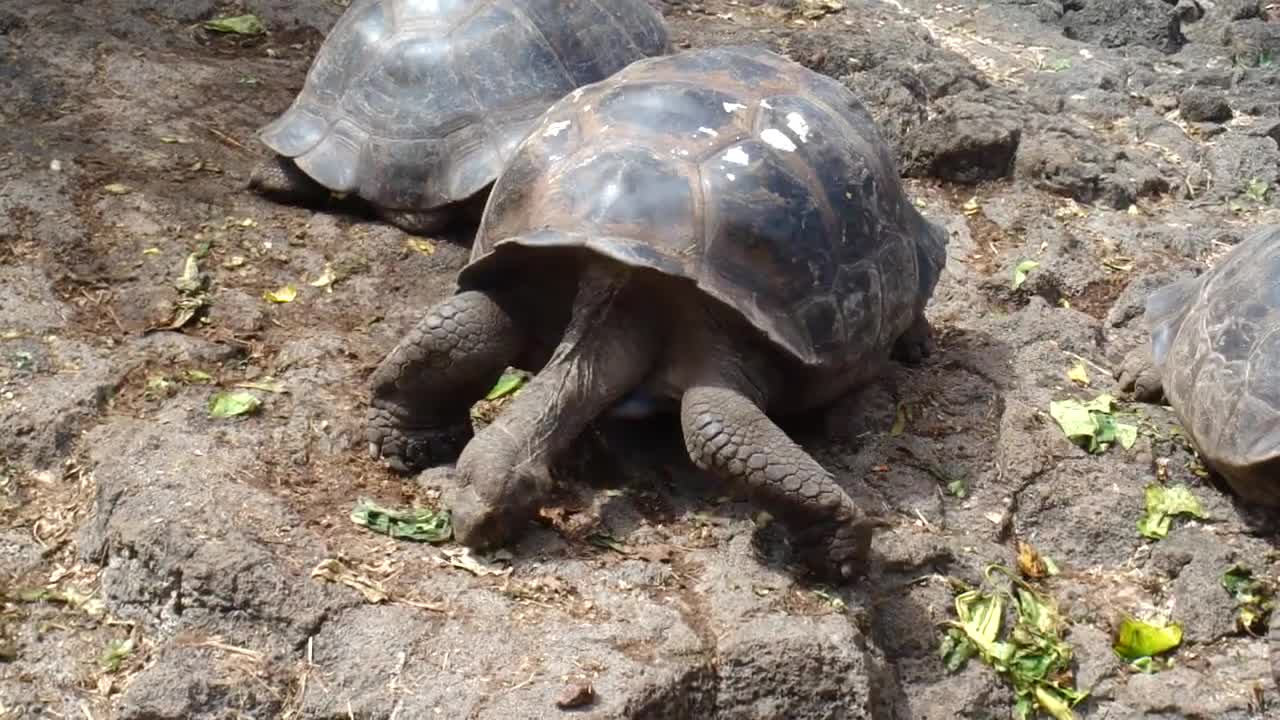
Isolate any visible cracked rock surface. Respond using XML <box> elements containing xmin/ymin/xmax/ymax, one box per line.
<box><xmin>1</xmin><ymin>0</ymin><xmax>1278</xmax><ymax>718</ymax></box>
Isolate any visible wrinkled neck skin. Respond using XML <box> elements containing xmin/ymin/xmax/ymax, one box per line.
<box><xmin>513</xmin><ymin>263</ymin><xmax>654</xmax><ymax>467</ymax></box>
<box><xmin>456</xmin><ymin>260</ymin><xmax>660</xmax><ymax>519</ymax></box>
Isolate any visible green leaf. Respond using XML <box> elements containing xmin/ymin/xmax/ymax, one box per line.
<box><xmin>100</xmin><ymin>638</ymin><xmax>134</xmax><ymax>673</ymax></box>
<box><xmin>264</xmin><ymin>285</ymin><xmax>297</xmax><ymax>303</ymax></box>
<box><xmin>1245</xmin><ymin>178</ymin><xmax>1270</xmax><ymax>203</ymax></box>
<box><xmin>1035</xmin><ymin>686</ymin><xmax>1079</xmax><ymax>720</ymax></box>
<box><xmin>1049</xmin><ymin>394</ymin><xmax>1136</xmax><ymax>454</ymax></box>
<box><xmin>350</xmin><ymin>498</ymin><xmax>452</xmax><ymax>543</ymax></box>
<box><xmin>183</xmin><ymin>369</ymin><xmax>215</xmax><ymax>384</ymax></box>
<box><xmin>1221</xmin><ymin>564</ymin><xmax>1275</xmax><ymax>634</ymax></box>
<box><xmin>202</xmin><ymin>14</ymin><xmax>266</xmax><ymax>35</ymax></box>
<box><xmin>941</xmin><ymin>566</ymin><xmax>1087</xmax><ymax>719</ymax></box>
<box><xmin>1137</xmin><ymin>484</ymin><xmax>1207</xmax><ymax>540</ymax></box>
<box><xmin>14</xmin><ymin>588</ymin><xmax>50</xmax><ymax>603</ymax></box>
<box><xmin>174</xmin><ymin>252</ymin><xmax>205</xmax><ymax>295</ymax></box>
<box><xmin>890</xmin><ymin>403</ymin><xmax>908</xmax><ymax>436</ymax></box>
<box><xmin>207</xmin><ymin>390</ymin><xmax>262</xmax><ymax>418</ymax></box>
<box><xmin>485</xmin><ymin>370</ymin><xmax>529</xmax><ymax>400</ymax></box>
<box><xmin>1115</xmin><ymin>422</ymin><xmax>1138</xmax><ymax>449</ymax></box>
<box><xmin>1011</xmin><ymin>260</ymin><xmax>1040</xmax><ymax>290</ymax></box>
<box><xmin>1067</xmin><ymin>361</ymin><xmax>1090</xmax><ymax>386</ymax></box>
<box><xmin>1113</xmin><ymin>616</ymin><xmax>1182</xmax><ymax>660</ymax></box>
<box><xmin>940</xmin><ymin>628</ymin><xmax>976</xmax><ymax>672</ymax></box>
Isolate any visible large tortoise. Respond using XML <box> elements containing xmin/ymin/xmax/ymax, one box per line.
<box><xmin>1119</xmin><ymin>225</ymin><xmax>1280</xmax><ymax>506</ymax></box>
<box><xmin>366</xmin><ymin>46</ymin><xmax>950</xmax><ymax>580</ymax></box>
<box><xmin>248</xmin><ymin>0</ymin><xmax>670</xmax><ymax>235</ymax></box>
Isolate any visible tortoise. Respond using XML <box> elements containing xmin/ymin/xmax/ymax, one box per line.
<box><xmin>366</xmin><ymin>46</ymin><xmax>950</xmax><ymax>580</ymax></box>
<box><xmin>1118</xmin><ymin>224</ymin><xmax>1280</xmax><ymax>507</ymax></box>
<box><xmin>247</xmin><ymin>0</ymin><xmax>670</xmax><ymax>235</ymax></box>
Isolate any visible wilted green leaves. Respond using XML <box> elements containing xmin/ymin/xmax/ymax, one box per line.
<box><xmin>1113</xmin><ymin>616</ymin><xmax>1182</xmax><ymax>672</ymax></box>
<box><xmin>1221</xmin><ymin>565</ymin><xmax>1275</xmax><ymax>634</ymax></box>
<box><xmin>350</xmin><ymin>498</ymin><xmax>452</xmax><ymax>543</ymax></box>
<box><xmin>202</xmin><ymin>14</ymin><xmax>266</xmax><ymax>35</ymax></box>
<box><xmin>207</xmin><ymin>390</ymin><xmax>262</xmax><ymax>418</ymax></box>
<box><xmin>1048</xmin><ymin>394</ymin><xmax>1137</xmax><ymax>454</ymax></box>
<box><xmin>1136</xmin><ymin>484</ymin><xmax>1206</xmax><ymax>540</ymax></box>
<box><xmin>940</xmin><ymin>566</ymin><xmax>1088</xmax><ymax>720</ymax></box>
<box><xmin>1011</xmin><ymin>260</ymin><xmax>1041</xmax><ymax>291</ymax></box>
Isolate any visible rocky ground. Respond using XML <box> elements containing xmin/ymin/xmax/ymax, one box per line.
<box><xmin>2</xmin><ymin>0</ymin><xmax>1279</xmax><ymax>717</ymax></box>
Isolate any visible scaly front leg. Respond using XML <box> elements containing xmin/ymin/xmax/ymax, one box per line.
<box><xmin>368</xmin><ymin>290</ymin><xmax>525</xmax><ymax>473</ymax></box>
<box><xmin>680</xmin><ymin>384</ymin><xmax>874</xmax><ymax>582</ymax></box>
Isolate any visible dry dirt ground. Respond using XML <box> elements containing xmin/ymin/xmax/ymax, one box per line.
<box><xmin>3</xmin><ymin>0</ymin><xmax>1280</xmax><ymax>718</ymax></box>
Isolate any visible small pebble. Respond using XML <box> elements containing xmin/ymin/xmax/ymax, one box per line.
<box><xmin>555</xmin><ymin>682</ymin><xmax>595</xmax><ymax>710</ymax></box>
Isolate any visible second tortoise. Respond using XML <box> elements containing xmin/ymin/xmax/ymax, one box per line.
<box><xmin>1119</xmin><ymin>224</ymin><xmax>1280</xmax><ymax>507</ymax></box>
<box><xmin>248</xmin><ymin>0</ymin><xmax>670</xmax><ymax>235</ymax></box>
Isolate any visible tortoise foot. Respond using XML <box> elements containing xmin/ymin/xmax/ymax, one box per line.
<box><xmin>891</xmin><ymin>312</ymin><xmax>935</xmax><ymax>365</ymax></box>
<box><xmin>787</xmin><ymin>506</ymin><xmax>874</xmax><ymax>582</ymax></box>
<box><xmin>379</xmin><ymin>208</ymin><xmax>454</xmax><ymax>237</ymax></box>
<box><xmin>1116</xmin><ymin>347</ymin><xmax>1165</xmax><ymax>403</ymax></box>
<box><xmin>367</xmin><ymin>405</ymin><xmax>473</xmax><ymax>474</ymax></box>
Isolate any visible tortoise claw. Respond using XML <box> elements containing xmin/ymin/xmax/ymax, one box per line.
<box><xmin>789</xmin><ymin>509</ymin><xmax>874</xmax><ymax>583</ymax></box>
<box><xmin>367</xmin><ymin>405</ymin><xmax>472</xmax><ymax>474</ymax></box>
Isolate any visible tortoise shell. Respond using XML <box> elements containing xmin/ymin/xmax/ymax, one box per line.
<box><xmin>461</xmin><ymin>46</ymin><xmax>949</xmax><ymax>369</ymax></box>
<box><xmin>1145</xmin><ymin>224</ymin><xmax>1280</xmax><ymax>498</ymax></box>
<box><xmin>258</xmin><ymin>0</ymin><xmax>670</xmax><ymax>213</ymax></box>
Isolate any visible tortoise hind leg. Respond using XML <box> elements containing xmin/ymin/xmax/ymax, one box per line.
<box><xmin>378</xmin><ymin>208</ymin><xmax>453</xmax><ymax>237</ymax></box>
<box><xmin>891</xmin><ymin>310</ymin><xmax>935</xmax><ymax>365</ymax></box>
<box><xmin>379</xmin><ymin>187</ymin><xmax>493</xmax><ymax>237</ymax></box>
<box><xmin>247</xmin><ymin>155</ymin><xmax>330</xmax><ymax>206</ymax></box>
<box><xmin>680</xmin><ymin>384</ymin><xmax>874</xmax><ymax>581</ymax></box>
<box><xmin>368</xmin><ymin>290</ymin><xmax>526</xmax><ymax>474</ymax></box>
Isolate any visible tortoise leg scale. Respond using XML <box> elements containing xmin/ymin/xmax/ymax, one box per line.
<box><xmin>680</xmin><ymin>385</ymin><xmax>873</xmax><ymax>582</ymax></box>
<box><xmin>246</xmin><ymin>155</ymin><xmax>330</xmax><ymax>206</ymax></box>
<box><xmin>367</xmin><ymin>290</ymin><xmax>524</xmax><ymax>473</ymax></box>
<box><xmin>378</xmin><ymin>208</ymin><xmax>454</xmax><ymax>237</ymax></box>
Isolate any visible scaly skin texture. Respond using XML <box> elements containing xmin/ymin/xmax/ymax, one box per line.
<box><xmin>1115</xmin><ymin>347</ymin><xmax>1165</xmax><ymax>403</ymax></box>
<box><xmin>377</xmin><ymin>208</ymin><xmax>454</xmax><ymax>237</ymax></box>
<box><xmin>367</xmin><ymin>290</ymin><xmax>524</xmax><ymax>473</ymax></box>
<box><xmin>445</xmin><ymin>267</ymin><xmax>656</xmax><ymax>548</ymax></box>
<box><xmin>247</xmin><ymin>155</ymin><xmax>329</xmax><ymax>206</ymax></box>
<box><xmin>681</xmin><ymin>385</ymin><xmax>873</xmax><ymax>581</ymax></box>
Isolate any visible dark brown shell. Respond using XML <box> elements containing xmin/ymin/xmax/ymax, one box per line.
<box><xmin>257</xmin><ymin>0</ymin><xmax>670</xmax><ymax>212</ymax></box>
<box><xmin>462</xmin><ymin>46</ymin><xmax>949</xmax><ymax>369</ymax></box>
<box><xmin>1146</xmin><ymin>224</ymin><xmax>1280</xmax><ymax>474</ymax></box>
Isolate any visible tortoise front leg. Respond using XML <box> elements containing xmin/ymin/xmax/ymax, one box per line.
<box><xmin>368</xmin><ymin>290</ymin><xmax>525</xmax><ymax>473</ymax></box>
<box><xmin>680</xmin><ymin>385</ymin><xmax>874</xmax><ymax>581</ymax></box>
<box><xmin>1116</xmin><ymin>346</ymin><xmax>1165</xmax><ymax>403</ymax></box>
